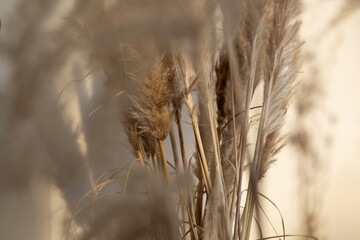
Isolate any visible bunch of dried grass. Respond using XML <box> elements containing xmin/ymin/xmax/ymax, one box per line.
<box><xmin>0</xmin><ymin>0</ymin><xmax>309</xmax><ymax>239</ymax></box>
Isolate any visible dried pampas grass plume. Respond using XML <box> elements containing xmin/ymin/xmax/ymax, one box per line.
<box><xmin>131</xmin><ymin>59</ymin><xmax>172</xmax><ymax>141</ymax></box>
<box><xmin>241</xmin><ymin>0</ymin><xmax>301</xmax><ymax>239</ymax></box>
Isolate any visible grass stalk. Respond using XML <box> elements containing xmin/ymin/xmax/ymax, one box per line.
<box><xmin>158</xmin><ymin>139</ymin><xmax>170</xmax><ymax>183</ymax></box>
<box><xmin>169</xmin><ymin>126</ymin><xmax>180</xmax><ymax>170</ymax></box>
<box><xmin>174</xmin><ymin>58</ymin><xmax>212</xmax><ymax>193</ymax></box>
<box><xmin>137</xmin><ymin>150</ymin><xmax>145</xmax><ymax>167</ymax></box>
<box><xmin>194</xmin><ymin>179</ymin><xmax>204</xmax><ymax>236</ymax></box>
<box><xmin>240</xmin><ymin>174</ymin><xmax>257</xmax><ymax>240</ymax></box>
<box><xmin>175</xmin><ymin>110</ymin><xmax>188</xmax><ymax>170</ymax></box>
<box><xmin>185</xmin><ymin>87</ymin><xmax>212</xmax><ymax>192</ymax></box>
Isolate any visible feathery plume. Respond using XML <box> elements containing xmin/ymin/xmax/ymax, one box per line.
<box><xmin>241</xmin><ymin>1</ymin><xmax>301</xmax><ymax>239</ymax></box>
<box><xmin>131</xmin><ymin>58</ymin><xmax>172</xmax><ymax>141</ymax></box>
<box><xmin>259</xmin><ymin>0</ymin><xmax>301</xmax><ymax>177</ymax></box>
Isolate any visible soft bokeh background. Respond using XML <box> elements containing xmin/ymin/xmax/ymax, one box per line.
<box><xmin>0</xmin><ymin>0</ymin><xmax>359</xmax><ymax>239</ymax></box>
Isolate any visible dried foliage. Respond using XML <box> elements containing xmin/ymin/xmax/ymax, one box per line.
<box><xmin>0</xmin><ymin>0</ymin><xmax>312</xmax><ymax>239</ymax></box>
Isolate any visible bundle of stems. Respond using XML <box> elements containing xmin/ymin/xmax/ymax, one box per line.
<box><xmin>69</xmin><ymin>0</ymin><xmax>302</xmax><ymax>239</ymax></box>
